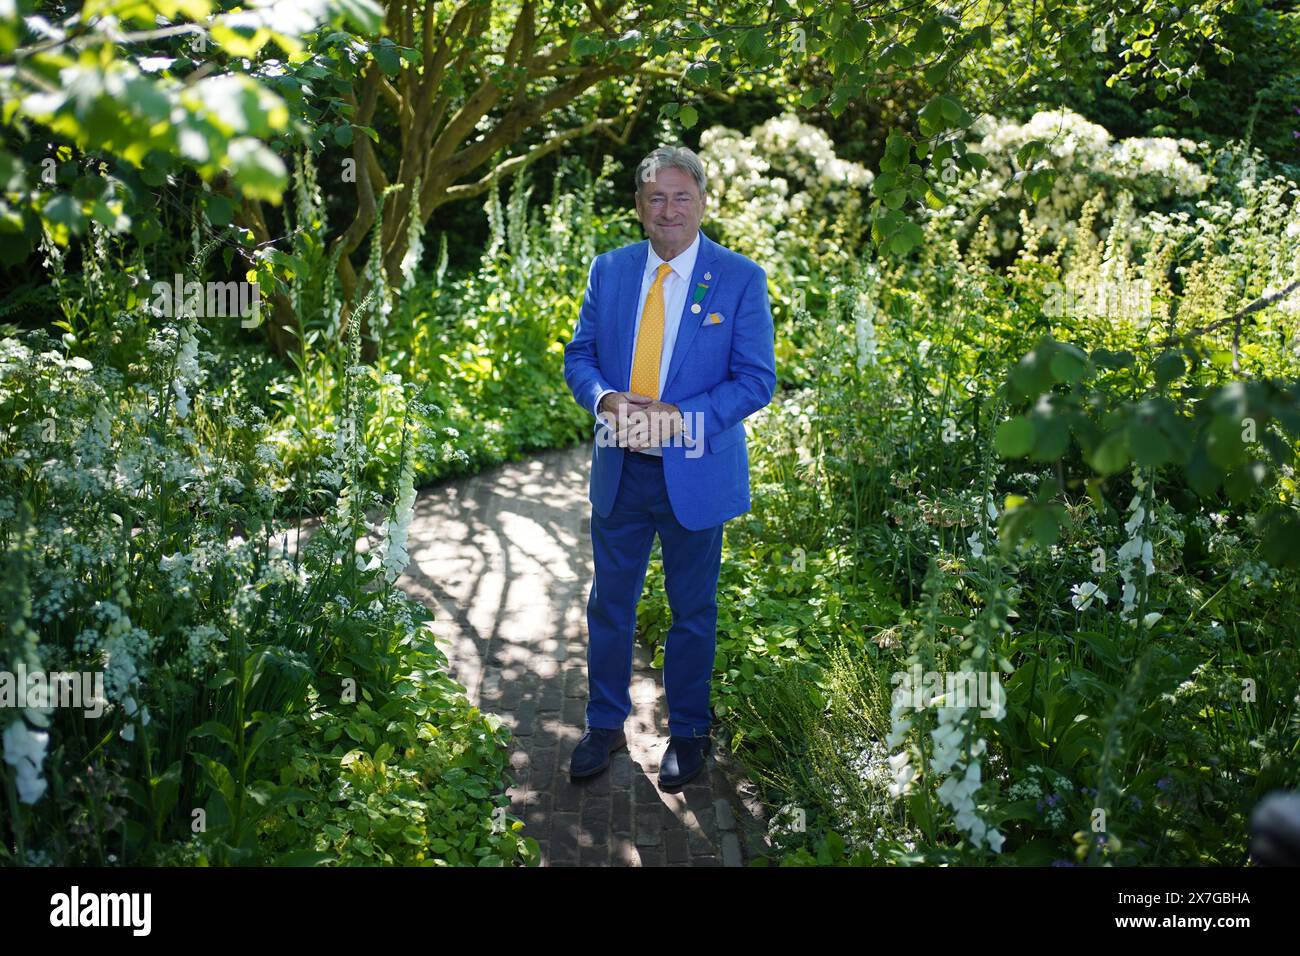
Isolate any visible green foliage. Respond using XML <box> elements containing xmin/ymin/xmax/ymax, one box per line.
<box><xmin>0</xmin><ymin>0</ymin><xmax>383</xmax><ymax>261</ymax></box>
<box><xmin>268</xmin><ymin>155</ymin><xmax>640</xmax><ymax>499</ymax></box>
<box><xmin>0</xmin><ymin>297</ymin><xmax>530</xmax><ymax>865</ymax></box>
<box><xmin>632</xmin><ymin>125</ymin><xmax>1300</xmax><ymax>867</ymax></box>
<box><xmin>3</xmin><ymin>0</ymin><xmax>1297</xmax><ymax>870</ymax></box>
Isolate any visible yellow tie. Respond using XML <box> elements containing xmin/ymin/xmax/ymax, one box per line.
<box><xmin>629</xmin><ymin>262</ymin><xmax>673</xmax><ymax>399</ymax></box>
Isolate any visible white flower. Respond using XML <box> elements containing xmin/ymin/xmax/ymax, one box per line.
<box><xmin>1070</xmin><ymin>581</ymin><xmax>1108</xmax><ymax>611</ymax></box>
<box><xmin>170</xmin><ymin>323</ymin><xmax>201</xmax><ymax>421</ymax></box>
<box><xmin>3</xmin><ymin>719</ymin><xmax>49</xmax><ymax>804</ymax></box>
<box><xmin>885</xmin><ymin>713</ymin><xmax>912</xmax><ymax>749</ymax></box>
<box><xmin>380</xmin><ymin>452</ymin><xmax>418</xmax><ymax>584</ymax></box>
<box><xmin>1124</xmin><ymin>505</ymin><xmax>1146</xmax><ymax>535</ymax></box>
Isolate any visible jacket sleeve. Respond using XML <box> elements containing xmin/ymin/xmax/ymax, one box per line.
<box><xmin>564</xmin><ymin>255</ymin><xmax>619</xmax><ymax>425</ymax></box>
<box><xmin>672</xmin><ymin>263</ymin><xmax>777</xmax><ymax>445</ymax></box>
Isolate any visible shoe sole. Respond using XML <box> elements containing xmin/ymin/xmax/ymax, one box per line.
<box><xmin>568</xmin><ymin>736</ymin><xmax>627</xmax><ymax>780</ymax></box>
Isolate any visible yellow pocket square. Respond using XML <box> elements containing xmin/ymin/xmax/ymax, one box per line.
<box><xmin>705</xmin><ymin>312</ymin><xmax>724</xmax><ymax>325</ymax></box>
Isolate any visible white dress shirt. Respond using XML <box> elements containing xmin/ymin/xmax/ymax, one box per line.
<box><xmin>594</xmin><ymin>230</ymin><xmax>702</xmax><ymax>457</ymax></box>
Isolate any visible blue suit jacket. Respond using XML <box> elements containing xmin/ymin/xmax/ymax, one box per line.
<box><xmin>563</xmin><ymin>228</ymin><xmax>777</xmax><ymax>531</ymax></box>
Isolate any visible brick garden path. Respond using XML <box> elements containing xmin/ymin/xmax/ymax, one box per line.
<box><xmin>396</xmin><ymin>441</ymin><xmax>771</xmax><ymax>866</ymax></box>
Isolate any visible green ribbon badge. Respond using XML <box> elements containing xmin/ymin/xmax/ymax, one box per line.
<box><xmin>692</xmin><ymin>282</ymin><xmax>709</xmax><ymax>303</ymax></box>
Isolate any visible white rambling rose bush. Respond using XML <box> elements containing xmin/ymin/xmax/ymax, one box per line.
<box><xmin>952</xmin><ymin>108</ymin><xmax>1210</xmax><ymax>252</ymax></box>
<box><xmin>697</xmin><ymin>113</ymin><xmax>873</xmax><ymax>307</ymax></box>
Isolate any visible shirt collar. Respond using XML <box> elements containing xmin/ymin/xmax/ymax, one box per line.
<box><xmin>646</xmin><ymin>229</ymin><xmax>701</xmax><ymax>284</ymax></box>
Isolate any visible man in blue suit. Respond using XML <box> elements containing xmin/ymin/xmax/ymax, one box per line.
<box><xmin>562</xmin><ymin>146</ymin><xmax>777</xmax><ymax>790</ymax></box>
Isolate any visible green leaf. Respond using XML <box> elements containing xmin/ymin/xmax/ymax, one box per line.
<box><xmin>1008</xmin><ymin>342</ymin><xmax>1056</xmax><ymax>399</ymax></box>
<box><xmin>799</xmin><ymin>86</ymin><xmax>827</xmax><ymax>107</ymax></box>
<box><xmin>1257</xmin><ymin>506</ymin><xmax>1300</xmax><ymax>568</ymax></box>
<box><xmin>226</xmin><ymin>138</ymin><xmax>288</xmax><ymax>202</ymax></box>
<box><xmin>1092</xmin><ymin>348</ymin><xmax>1135</xmax><ymax>369</ymax></box>
<box><xmin>1129</xmin><ymin>423</ymin><xmax>1173</xmax><ymax>468</ymax></box>
<box><xmin>190</xmin><ymin>720</ymin><xmax>236</xmax><ymax>748</ymax></box>
<box><xmin>334</xmin><ymin>0</ymin><xmax>385</xmax><ymax>34</ymax></box>
<box><xmin>922</xmin><ymin>183</ymin><xmax>949</xmax><ymax>210</ymax></box>
<box><xmin>1185</xmin><ymin>444</ymin><xmax>1222</xmax><ymax>498</ymax></box>
<box><xmin>938</xmin><ymin>95</ymin><xmax>970</xmax><ymax>127</ymax></box>
<box><xmin>1049</xmin><ymin>347</ymin><xmax>1087</xmax><ymax>384</ymax></box>
<box><xmin>739</xmin><ymin>28</ymin><xmax>768</xmax><ymax>64</ymax></box>
<box><xmin>678</xmin><ymin>105</ymin><xmax>699</xmax><ymax>129</ymax></box>
<box><xmin>273</xmin><ymin>850</ymin><xmax>336</xmax><ymax>866</ymax></box>
<box><xmin>1022</xmin><ymin>169</ymin><xmax>1056</xmax><ymax>202</ymax></box>
<box><xmin>572</xmin><ymin>34</ymin><xmax>603</xmax><ymax>56</ymax></box>
<box><xmin>888</xmin><ymin>229</ymin><xmax>914</xmax><ymax>255</ymax></box>
<box><xmin>43</xmin><ymin>193</ymin><xmax>85</xmax><ymax>234</ymax></box>
<box><xmin>373</xmin><ymin>40</ymin><xmax>401</xmax><ymax>76</ymax></box>
<box><xmin>914</xmin><ymin>19</ymin><xmax>944</xmax><ymax>55</ymax></box>
<box><xmin>1030</xmin><ymin>415</ymin><xmax>1071</xmax><ymax>462</ymax></box>
<box><xmin>1031</xmin><ymin>506</ymin><xmax>1061</xmax><ymax>547</ymax></box>
<box><xmin>149</xmin><ymin>762</ymin><xmax>183</xmax><ymax>832</ymax></box>
<box><xmin>211</xmin><ymin>21</ymin><xmax>269</xmax><ymax>59</ymax></box>
<box><xmin>204</xmin><ymin>193</ymin><xmax>233</xmax><ymax>226</ymax></box>
<box><xmin>1206</xmin><ymin>414</ymin><xmax>1247</xmax><ymax>471</ymax></box>
<box><xmin>1016</xmin><ymin>140</ymin><xmax>1046</xmax><ymax>169</ymax></box>
<box><xmin>1153</xmin><ymin>350</ymin><xmax>1185</xmax><ymax>387</ymax></box>
<box><xmin>1089</xmin><ymin>429</ymin><xmax>1131</xmax><ymax>475</ymax></box>
<box><xmin>1224</xmin><ymin>461</ymin><xmax>1266</xmax><ymax>504</ymax></box>
<box><xmin>995</xmin><ymin>417</ymin><xmax>1035</xmax><ymax>457</ymax></box>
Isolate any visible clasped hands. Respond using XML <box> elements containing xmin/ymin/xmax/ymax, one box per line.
<box><xmin>598</xmin><ymin>391</ymin><xmax>686</xmax><ymax>450</ymax></box>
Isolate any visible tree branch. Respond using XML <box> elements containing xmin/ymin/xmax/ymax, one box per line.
<box><xmin>1156</xmin><ymin>279</ymin><xmax>1300</xmax><ymax>349</ymax></box>
<box><xmin>441</xmin><ymin>115</ymin><xmax>623</xmax><ymax>203</ymax></box>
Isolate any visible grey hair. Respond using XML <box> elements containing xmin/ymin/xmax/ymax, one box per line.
<box><xmin>634</xmin><ymin>146</ymin><xmax>707</xmax><ymax>197</ymax></box>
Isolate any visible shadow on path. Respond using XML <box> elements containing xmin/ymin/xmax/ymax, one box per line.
<box><xmin>398</xmin><ymin>440</ymin><xmax>771</xmax><ymax>866</ymax></box>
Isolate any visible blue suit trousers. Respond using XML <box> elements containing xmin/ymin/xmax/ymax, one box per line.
<box><xmin>586</xmin><ymin>451</ymin><xmax>723</xmax><ymax>738</ymax></box>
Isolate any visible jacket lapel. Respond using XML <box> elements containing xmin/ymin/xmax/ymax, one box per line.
<box><xmin>617</xmin><ymin>239</ymin><xmax>649</xmax><ymax>392</ymax></box>
<box><xmin>661</xmin><ymin>229</ymin><xmax>721</xmax><ymax>397</ymax></box>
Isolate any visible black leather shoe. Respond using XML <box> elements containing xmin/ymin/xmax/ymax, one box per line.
<box><xmin>568</xmin><ymin>726</ymin><xmax>627</xmax><ymax>780</ymax></box>
<box><xmin>658</xmin><ymin>734</ymin><xmax>712</xmax><ymax>790</ymax></box>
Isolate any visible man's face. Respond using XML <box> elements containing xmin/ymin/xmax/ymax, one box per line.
<box><xmin>634</xmin><ymin>165</ymin><xmax>706</xmax><ymax>252</ymax></box>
